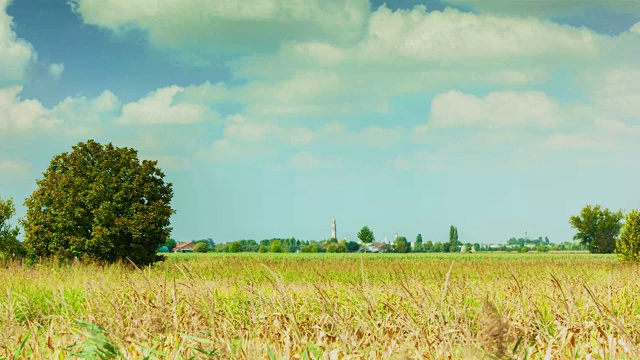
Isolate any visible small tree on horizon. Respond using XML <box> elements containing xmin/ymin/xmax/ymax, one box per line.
<box><xmin>229</xmin><ymin>241</ymin><xmax>243</xmax><ymax>253</ymax></box>
<box><xmin>357</xmin><ymin>226</ymin><xmax>375</xmax><ymax>247</ymax></box>
<box><xmin>193</xmin><ymin>242</ymin><xmax>210</xmax><ymax>253</ymax></box>
<box><xmin>449</xmin><ymin>225</ymin><xmax>459</xmax><ymax>251</ymax></box>
<box><xmin>570</xmin><ymin>204</ymin><xmax>623</xmax><ymax>254</ymax></box>
<box><xmin>394</xmin><ymin>236</ymin><xmax>410</xmax><ymax>253</ymax></box>
<box><xmin>270</xmin><ymin>240</ymin><xmax>283</xmax><ymax>253</ymax></box>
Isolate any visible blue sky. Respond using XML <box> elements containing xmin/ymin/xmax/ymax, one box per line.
<box><xmin>1</xmin><ymin>0</ymin><xmax>640</xmax><ymax>244</ymax></box>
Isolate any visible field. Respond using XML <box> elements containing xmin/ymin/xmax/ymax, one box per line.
<box><xmin>1</xmin><ymin>253</ymin><xmax>639</xmax><ymax>359</ymax></box>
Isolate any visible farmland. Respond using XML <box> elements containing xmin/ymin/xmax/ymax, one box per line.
<box><xmin>1</xmin><ymin>253</ymin><xmax>639</xmax><ymax>359</ymax></box>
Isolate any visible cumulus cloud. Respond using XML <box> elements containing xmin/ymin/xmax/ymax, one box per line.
<box><xmin>229</xmin><ymin>5</ymin><xmax>610</xmax><ymax>115</ymax></box>
<box><xmin>0</xmin><ymin>0</ymin><xmax>35</xmax><ymax>86</ymax></box>
<box><xmin>70</xmin><ymin>0</ymin><xmax>370</xmax><ymax>53</ymax></box>
<box><xmin>0</xmin><ymin>86</ymin><xmax>124</xmax><ymax>139</ymax></box>
<box><xmin>48</xmin><ymin>63</ymin><xmax>64</xmax><ymax>80</ymax></box>
<box><xmin>116</xmin><ymin>85</ymin><xmax>217</xmax><ymax>125</ymax></box>
<box><xmin>429</xmin><ymin>90</ymin><xmax>563</xmax><ymax>129</ymax></box>
<box><xmin>0</xmin><ymin>87</ymin><xmax>58</xmax><ymax>132</ymax></box>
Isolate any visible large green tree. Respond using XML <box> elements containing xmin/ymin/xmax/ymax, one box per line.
<box><xmin>0</xmin><ymin>197</ymin><xmax>25</xmax><ymax>259</ymax></box>
<box><xmin>616</xmin><ymin>209</ymin><xmax>640</xmax><ymax>262</ymax></box>
<box><xmin>21</xmin><ymin>140</ymin><xmax>174</xmax><ymax>265</ymax></box>
<box><xmin>569</xmin><ymin>205</ymin><xmax>623</xmax><ymax>254</ymax></box>
<box><xmin>357</xmin><ymin>226</ymin><xmax>375</xmax><ymax>245</ymax></box>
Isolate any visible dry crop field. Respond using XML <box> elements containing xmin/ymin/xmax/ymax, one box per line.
<box><xmin>1</xmin><ymin>253</ymin><xmax>639</xmax><ymax>359</ymax></box>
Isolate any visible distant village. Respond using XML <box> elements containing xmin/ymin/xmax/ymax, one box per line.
<box><xmin>160</xmin><ymin>218</ymin><xmax>588</xmax><ymax>254</ymax></box>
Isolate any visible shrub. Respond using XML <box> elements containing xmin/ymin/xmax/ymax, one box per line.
<box><xmin>270</xmin><ymin>241</ymin><xmax>283</xmax><ymax>253</ymax></box>
<box><xmin>193</xmin><ymin>243</ymin><xmax>210</xmax><ymax>253</ymax></box>
<box><xmin>229</xmin><ymin>241</ymin><xmax>243</xmax><ymax>253</ymax></box>
<box><xmin>258</xmin><ymin>245</ymin><xmax>269</xmax><ymax>253</ymax></box>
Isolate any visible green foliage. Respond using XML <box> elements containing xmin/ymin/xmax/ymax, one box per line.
<box><xmin>258</xmin><ymin>245</ymin><xmax>269</xmax><ymax>253</ymax></box>
<box><xmin>415</xmin><ymin>233</ymin><xmax>422</xmax><ymax>244</ymax></box>
<box><xmin>0</xmin><ymin>197</ymin><xmax>25</xmax><ymax>260</ymax></box>
<box><xmin>616</xmin><ymin>209</ymin><xmax>640</xmax><ymax>262</ymax></box>
<box><xmin>21</xmin><ymin>140</ymin><xmax>174</xmax><ymax>265</ymax></box>
<box><xmin>569</xmin><ymin>204</ymin><xmax>623</xmax><ymax>254</ymax></box>
<box><xmin>193</xmin><ymin>243</ymin><xmax>210</xmax><ymax>253</ymax></box>
<box><xmin>345</xmin><ymin>241</ymin><xmax>360</xmax><ymax>252</ymax></box>
<box><xmin>327</xmin><ymin>240</ymin><xmax>347</xmax><ymax>253</ymax></box>
<box><xmin>394</xmin><ymin>236</ymin><xmax>410</xmax><ymax>253</ymax></box>
<box><xmin>449</xmin><ymin>225</ymin><xmax>459</xmax><ymax>250</ymax></box>
<box><xmin>215</xmin><ymin>243</ymin><xmax>229</xmax><ymax>253</ymax></box>
<box><xmin>270</xmin><ymin>240</ymin><xmax>283</xmax><ymax>253</ymax></box>
<box><xmin>357</xmin><ymin>226</ymin><xmax>375</xmax><ymax>245</ymax></box>
<box><xmin>517</xmin><ymin>246</ymin><xmax>529</xmax><ymax>253</ymax></box>
<box><xmin>424</xmin><ymin>241</ymin><xmax>434</xmax><ymax>252</ymax></box>
<box><xmin>165</xmin><ymin>238</ymin><xmax>177</xmax><ymax>251</ymax></box>
<box><xmin>537</xmin><ymin>245</ymin><xmax>549</xmax><ymax>253</ymax></box>
<box><xmin>229</xmin><ymin>241</ymin><xmax>243</xmax><ymax>253</ymax></box>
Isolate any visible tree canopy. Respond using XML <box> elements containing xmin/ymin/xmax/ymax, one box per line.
<box><xmin>569</xmin><ymin>204</ymin><xmax>623</xmax><ymax>254</ymax></box>
<box><xmin>357</xmin><ymin>226</ymin><xmax>375</xmax><ymax>245</ymax></box>
<box><xmin>21</xmin><ymin>140</ymin><xmax>174</xmax><ymax>265</ymax></box>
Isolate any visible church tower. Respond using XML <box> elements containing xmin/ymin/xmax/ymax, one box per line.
<box><xmin>331</xmin><ymin>218</ymin><xmax>337</xmax><ymax>239</ymax></box>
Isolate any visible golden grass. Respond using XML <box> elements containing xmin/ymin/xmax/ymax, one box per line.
<box><xmin>0</xmin><ymin>253</ymin><xmax>639</xmax><ymax>359</ymax></box>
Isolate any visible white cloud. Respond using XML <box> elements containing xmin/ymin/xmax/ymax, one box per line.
<box><xmin>0</xmin><ymin>0</ymin><xmax>35</xmax><ymax>86</ymax></box>
<box><xmin>590</xmin><ymin>68</ymin><xmax>640</xmax><ymax>120</ymax></box>
<box><xmin>70</xmin><ymin>0</ymin><xmax>370</xmax><ymax>53</ymax></box>
<box><xmin>0</xmin><ymin>159</ymin><xmax>31</xmax><ymax>183</ymax></box>
<box><xmin>116</xmin><ymin>85</ymin><xmax>216</xmax><ymax>125</ymax></box>
<box><xmin>0</xmin><ymin>87</ymin><xmax>123</xmax><ymax>139</ymax></box>
<box><xmin>48</xmin><ymin>63</ymin><xmax>64</xmax><ymax>80</ymax></box>
<box><xmin>429</xmin><ymin>90</ymin><xmax>563</xmax><ymax>129</ymax></box>
<box><xmin>0</xmin><ymin>87</ymin><xmax>58</xmax><ymax>132</ymax></box>
<box><xmin>631</xmin><ymin>22</ymin><xmax>640</xmax><ymax>35</ymax></box>
<box><xmin>542</xmin><ymin>133</ymin><xmax>616</xmax><ymax>152</ymax></box>
<box><xmin>443</xmin><ymin>0</ymin><xmax>640</xmax><ymax>17</ymax></box>
<box><xmin>200</xmin><ymin>114</ymin><xmax>314</xmax><ymax>162</ymax></box>
<box><xmin>222</xmin><ymin>114</ymin><xmax>313</xmax><ymax>146</ymax></box>
<box><xmin>230</xmin><ymin>5</ymin><xmax>609</xmax><ymax>115</ymax></box>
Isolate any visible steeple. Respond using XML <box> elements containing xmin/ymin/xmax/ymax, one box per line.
<box><xmin>331</xmin><ymin>218</ymin><xmax>337</xmax><ymax>239</ymax></box>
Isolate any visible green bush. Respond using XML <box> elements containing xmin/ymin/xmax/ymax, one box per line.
<box><xmin>229</xmin><ymin>241</ymin><xmax>243</xmax><ymax>253</ymax></box>
<box><xmin>270</xmin><ymin>241</ymin><xmax>283</xmax><ymax>253</ymax></box>
<box><xmin>193</xmin><ymin>243</ymin><xmax>210</xmax><ymax>253</ymax></box>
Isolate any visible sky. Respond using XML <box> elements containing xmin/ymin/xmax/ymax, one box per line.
<box><xmin>1</xmin><ymin>0</ymin><xmax>640</xmax><ymax>244</ymax></box>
